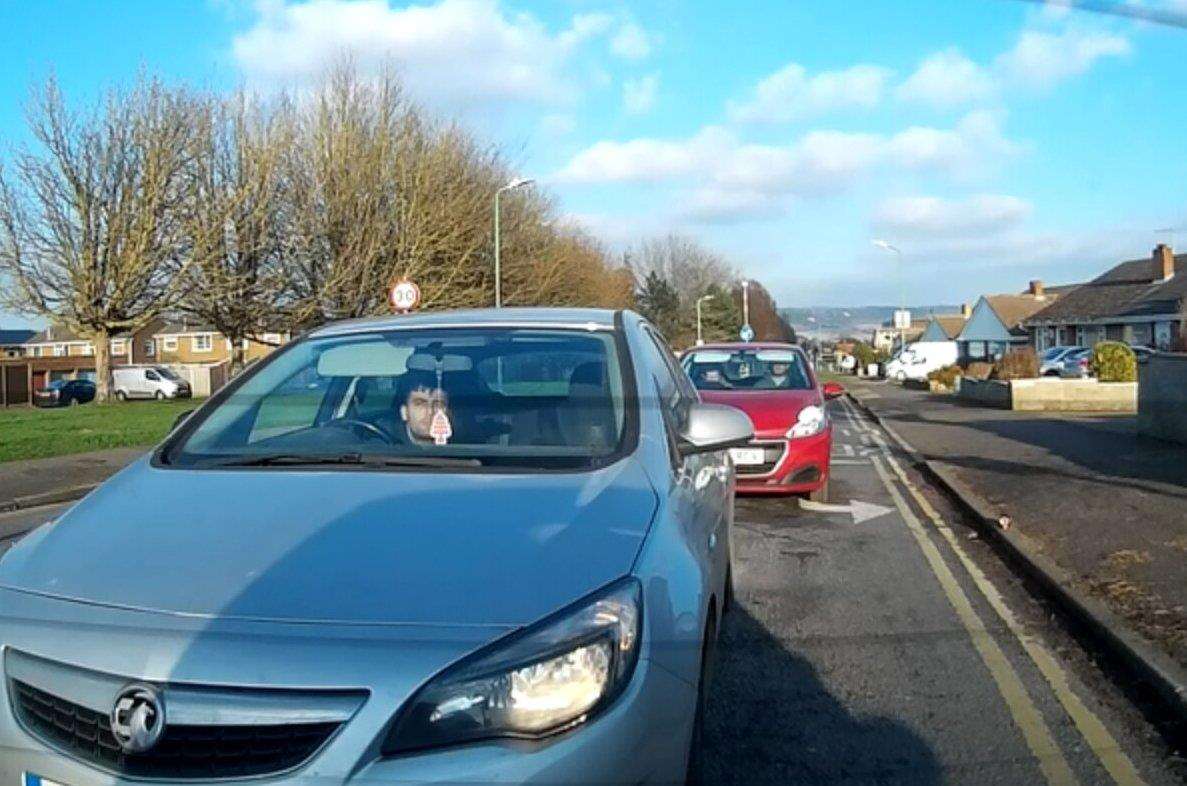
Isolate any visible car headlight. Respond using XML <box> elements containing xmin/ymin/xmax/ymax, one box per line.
<box><xmin>383</xmin><ymin>578</ymin><xmax>642</xmax><ymax>754</ymax></box>
<box><xmin>787</xmin><ymin>405</ymin><xmax>827</xmax><ymax>439</ymax></box>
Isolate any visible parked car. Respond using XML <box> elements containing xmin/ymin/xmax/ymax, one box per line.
<box><xmin>1058</xmin><ymin>347</ymin><xmax>1094</xmax><ymax>378</ymax></box>
<box><xmin>1130</xmin><ymin>344</ymin><xmax>1156</xmax><ymax>363</ymax></box>
<box><xmin>0</xmin><ymin>308</ymin><xmax>752</xmax><ymax>784</ymax></box>
<box><xmin>1039</xmin><ymin>345</ymin><xmax>1084</xmax><ymax>376</ymax></box>
<box><xmin>680</xmin><ymin>342</ymin><xmax>842</xmax><ymax>500</ymax></box>
<box><xmin>112</xmin><ymin>365</ymin><xmax>192</xmax><ymax>400</ymax></box>
<box><xmin>885</xmin><ymin>341</ymin><xmax>958</xmax><ymax>382</ymax></box>
<box><xmin>32</xmin><ymin>378</ymin><xmax>95</xmax><ymax>407</ymax></box>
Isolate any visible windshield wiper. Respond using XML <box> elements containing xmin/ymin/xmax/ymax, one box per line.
<box><xmin>210</xmin><ymin>453</ymin><xmax>482</xmax><ymax>469</ymax></box>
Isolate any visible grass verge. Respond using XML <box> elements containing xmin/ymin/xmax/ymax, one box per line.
<box><xmin>0</xmin><ymin>399</ymin><xmax>203</xmax><ymax>463</ymax></box>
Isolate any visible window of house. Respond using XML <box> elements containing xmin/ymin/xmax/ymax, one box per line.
<box><xmin>111</xmin><ymin>338</ymin><xmax>126</xmax><ymax>355</ymax></box>
<box><xmin>53</xmin><ymin>344</ymin><xmax>66</xmax><ymax>357</ymax></box>
<box><xmin>144</xmin><ymin>339</ymin><xmax>156</xmax><ymax>356</ymax></box>
<box><xmin>83</xmin><ymin>343</ymin><xmax>95</xmax><ymax>356</ymax></box>
<box><xmin>163</xmin><ymin>336</ymin><xmax>178</xmax><ymax>351</ymax></box>
<box><xmin>193</xmin><ymin>334</ymin><xmax>213</xmax><ymax>352</ymax></box>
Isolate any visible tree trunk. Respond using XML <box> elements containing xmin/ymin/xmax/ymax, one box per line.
<box><xmin>93</xmin><ymin>327</ymin><xmax>112</xmax><ymax>403</ymax></box>
<box><xmin>231</xmin><ymin>335</ymin><xmax>246</xmax><ymax>375</ymax></box>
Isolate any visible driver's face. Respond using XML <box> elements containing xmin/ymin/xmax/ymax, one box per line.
<box><xmin>771</xmin><ymin>363</ymin><xmax>789</xmax><ymax>376</ymax></box>
<box><xmin>401</xmin><ymin>386</ymin><xmax>448</xmax><ymax>439</ymax></box>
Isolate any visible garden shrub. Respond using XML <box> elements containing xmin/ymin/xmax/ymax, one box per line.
<box><xmin>964</xmin><ymin>361</ymin><xmax>994</xmax><ymax>380</ymax></box>
<box><xmin>927</xmin><ymin>364</ymin><xmax>961</xmax><ymax>389</ymax></box>
<box><xmin>992</xmin><ymin>347</ymin><xmax>1039</xmax><ymax>380</ymax></box>
<box><xmin>1092</xmin><ymin>341</ymin><xmax>1136</xmax><ymax>382</ymax></box>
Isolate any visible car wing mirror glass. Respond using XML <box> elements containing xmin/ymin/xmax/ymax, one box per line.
<box><xmin>170</xmin><ymin>410</ymin><xmax>194</xmax><ymax>433</ymax></box>
<box><xmin>678</xmin><ymin>403</ymin><xmax>753</xmax><ymax>456</ymax></box>
<box><xmin>822</xmin><ymin>381</ymin><xmax>845</xmax><ymax>399</ymax></box>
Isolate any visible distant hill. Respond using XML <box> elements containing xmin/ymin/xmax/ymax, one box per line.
<box><xmin>778</xmin><ymin>306</ymin><xmax>961</xmax><ymax>341</ymax></box>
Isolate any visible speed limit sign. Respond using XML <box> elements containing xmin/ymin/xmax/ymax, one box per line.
<box><xmin>390</xmin><ymin>280</ymin><xmax>421</xmax><ymax>313</ymax></box>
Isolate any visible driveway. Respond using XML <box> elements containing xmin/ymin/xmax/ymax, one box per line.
<box><xmin>844</xmin><ymin>378</ymin><xmax>1187</xmax><ymax>672</ymax></box>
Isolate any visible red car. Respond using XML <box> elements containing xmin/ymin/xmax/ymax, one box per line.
<box><xmin>680</xmin><ymin>342</ymin><xmax>844</xmax><ymax>499</ymax></box>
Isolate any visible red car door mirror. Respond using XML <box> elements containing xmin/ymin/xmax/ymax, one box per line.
<box><xmin>822</xmin><ymin>381</ymin><xmax>845</xmax><ymax>400</ymax></box>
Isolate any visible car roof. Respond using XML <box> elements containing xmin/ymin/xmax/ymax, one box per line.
<box><xmin>308</xmin><ymin>307</ymin><xmax>620</xmax><ymax>338</ymax></box>
<box><xmin>685</xmin><ymin>341</ymin><xmax>802</xmax><ymax>353</ymax></box>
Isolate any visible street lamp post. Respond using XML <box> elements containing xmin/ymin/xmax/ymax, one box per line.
<box><xmin>696</xmin><ymin>294</ymin><xmax>715</xmax><ymax>346</ymax></box>
<box><xmin>741</xmin><ymin>280</ymin><xmax>750</xmax><ymax>326</ymax></box>
<box><xmin>494</xmin><ymin>178</ymin><xmax>535</xmax><ymax>308</ymax></box>
<box><xmin>872</xmin><ymin>239</ymin><xmax>905</xmax><ymax>353</ymax></box>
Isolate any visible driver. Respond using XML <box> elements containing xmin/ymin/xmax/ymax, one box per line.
<box><xmin>768</xmin><ymin>361</ymin><xmax>792</xmax><ymax>388</ymax></box>
<box><xmin>396</xmin><ymin>371</ymin><xmax>451</xmax><ymax>445</ymax></box>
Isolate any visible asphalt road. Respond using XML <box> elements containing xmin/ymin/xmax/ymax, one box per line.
<box><xmin>842</xmin><ymin>379</ymin><xmax>1187</xmax><ymax>674</ymax></box>
<box><xmin>704</xmin><ymin>397</ymin><xmax>1184</xmax><ymax>785</ymax></box>
<box><xmin>0</xmin><ymin>413</ymin><xmax>1184</xmax><ymax>784</ymax></box>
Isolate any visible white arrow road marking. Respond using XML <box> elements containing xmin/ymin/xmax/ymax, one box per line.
<box><xmin>798</xmin><ymin>498</ymin><xmax>894</xmax><ymax>524</ymax></box>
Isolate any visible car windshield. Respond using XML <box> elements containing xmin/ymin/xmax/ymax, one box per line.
<box><xmin>682</xmin><ymin>348</ymin><xmax>811</xmax><ymax>391</ymax></box>
<box><xmin>166</xmin><ymin>327</ymin><xmax>630</xmax><ymax>470</ymax></box>
<box><xmin>154</xmin><ymin>366</ymin><xmax>180</xmax><ymax>380</ymax></box>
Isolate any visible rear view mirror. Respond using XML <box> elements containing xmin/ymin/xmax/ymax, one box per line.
<box><xmin>678</xmin><ymin>403</ymin><xmax>754</xmax><ymax>456</ymax></box>
<box><xmin>406</xmin><ymin>353</ymin><xmax>473</xmax><ymax>373</ymax></box>
<box><xmin>822</xmin><ymin>381</ymin><xmax>845</xmax><ymax>399</ymax></box>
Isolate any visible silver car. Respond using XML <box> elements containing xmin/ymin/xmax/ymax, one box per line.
<box><xmin>0</xmin><ymin>308</ymin><xmax>752</xmax><ymax>785</ymax></box>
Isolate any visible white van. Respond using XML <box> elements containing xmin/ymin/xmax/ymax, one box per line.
<box><xmin>112</xmin><ymin>366</ymin><xmax>193</xmax><ymax>401</ymax></box>
<box><xmin>885</xmin><ymin>341</ymin><xmax>958</xmax><ymax>382</ymax></box>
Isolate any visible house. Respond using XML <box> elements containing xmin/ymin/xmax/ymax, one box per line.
<box><xmin>872</xmin><ymin>319</ymin><xmax>928</xmax><ymax>354</ymax></box>
<box><xmin>21</xmin><ymin>319</ymin><xmax>164</xmax><ymax>365</ymax></box>
<box><xmin>917</xmin><ymin>309</ymin><xmax>970</xmax><ymax>343</ymax></box>
<box><xmin>955</xmin><ymin>282</ymin><xmax>1059</xmax><ymax>362</ymax></box>
<box><xmin>153</xmin><ymin>322</ymin><xmax>290</xmax><ymax>365</ymax></box>
<box><xmin>1024</xmin><ymin>245</ymin><xmax>1187</xmax><ymax>351</ymax></box>
<box><xmin>0</xmin><ymin>329</ymin><xmax>36</xmax><ymax>358</ymax></box>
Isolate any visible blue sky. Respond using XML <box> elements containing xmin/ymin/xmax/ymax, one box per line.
<box><xmin>2</xmin><ymin>0</ymin><xmax>1186</xmax><ymax>328</ymax></box>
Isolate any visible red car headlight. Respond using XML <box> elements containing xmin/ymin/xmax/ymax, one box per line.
<box><xmin>786</xmin><ymin>405</ymin><xmax>827</xmax><ymax>439</ymax></box>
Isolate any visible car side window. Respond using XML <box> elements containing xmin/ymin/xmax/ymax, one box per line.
<box><xmin>145</xmin><ymin>370</ymin><xmax>159</xmax><ymax>381</ymax></box>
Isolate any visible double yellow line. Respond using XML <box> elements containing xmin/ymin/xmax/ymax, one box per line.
<box><xmin>837</xmin><ymin>396</ymin><xmax>1145</xmax><ymax>786</ymax></box>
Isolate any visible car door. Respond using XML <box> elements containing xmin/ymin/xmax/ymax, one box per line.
<box><xmin>640</xmin><ymin>326</ymin><xmax>731</xmax><ymax>611</ymax></box>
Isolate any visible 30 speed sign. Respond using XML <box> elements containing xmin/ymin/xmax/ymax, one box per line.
<box><xmin>389</xmin><ymin>280</ymin><xmax>421</xmax><ymax>312</ymax></box>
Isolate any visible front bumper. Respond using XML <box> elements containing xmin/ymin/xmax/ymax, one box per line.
<box><xmin>0</xmin><ymin>591</ymin><xmax>694</xmax><ymax>785</ymax></box>
<box><xmin>734</xmin><ymin>428</ymin><xmax>832</xmax><ymax>495</ymax></box>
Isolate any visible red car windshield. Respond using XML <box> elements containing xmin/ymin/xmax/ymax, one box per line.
<box><xmin>683</xmin><ymin>348</ymin><xmax>811</xmax><ymax>391</ymax></box>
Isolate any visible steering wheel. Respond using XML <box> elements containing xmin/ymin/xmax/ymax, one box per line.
<box><xmin>325</xmin><ymin>417</ymin><xmax>393</xmax><ymax>443</ymax></box>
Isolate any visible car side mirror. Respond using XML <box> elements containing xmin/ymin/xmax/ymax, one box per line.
<box><xmin>822</xmin><ymin>381</ymin><xmax>845</xmax><ymax>399</ymax></box>
<box><xmin>678</xmin><ymin>403</ymin><xmax>754</xmax><ymax>456</ymax></box>
<box><xmin>170</xmin><ymin>410</ymin><xmax>194</xmax><ymax>433</ymax></box>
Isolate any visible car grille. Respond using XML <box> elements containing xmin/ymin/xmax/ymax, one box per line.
<box><xmin>735</xmin><ymin>440</ymin><xmax>787</xmax><ymax>477</ymax></box>
<box><xmin>12</xmin><ymin>680</ymin><xmax>340</xmax><ymax>779</ymax></box>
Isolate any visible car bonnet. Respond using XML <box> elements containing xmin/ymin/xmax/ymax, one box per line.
<box><xmin>0</xmin><ymin>456</ymin><xmax>659</xmax><ymax>627</ymax></box>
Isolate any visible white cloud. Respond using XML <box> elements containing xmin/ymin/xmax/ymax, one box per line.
<box><xmin>231</xmin><ymin>0</ymin><xmax>618</xmax><ymax>107</ymax></box>
<box><xmin>872</xmin><ymin>194</ymin><xmax>1033</xmax><ymax>238</ymax></box>
<box><xmin>896</xmin><ymin>48</ymin><xmax>997</xmax><ymax>109</ymax></box>
<box><xmin>995</xmin><ymin>28</ymin><xmax>1130</xmax><ymax>90</ymax></box>
<box><xmin>727</xmin><ymin>62</ymin><xmax>892</xmax><ymax>124</ymax></box>
<box><xmin>622</xmin><ymin>73</ymin><xmax>659</xmax><ymax>115</ymax></box>
<box><xmin>559</xmin><ymin>110</ymin><xmax>1017</xmax><ymax>190</ymax></box>
<box><xmin>609</xmin><ymin>20</ymin><xmax>653</xmax><ymax>60</ymax></box>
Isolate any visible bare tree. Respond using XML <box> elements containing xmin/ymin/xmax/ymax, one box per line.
<box><xmin>178</xmin><ymin>92</ymin><xmax>291</xmax><ymax>371</ymax></box>
<box><xmin>0</xmin><ymin>75</ymin><xmax>197</xmax><ymax>400</ymax></box>
<box><xmin>627</xmin><ymin>234</ymin><xmax>737</xmax><ymax>345</ymax></box>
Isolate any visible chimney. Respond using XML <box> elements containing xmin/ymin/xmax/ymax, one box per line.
<box><xmin>1154</xmin><ymin>244</ymin><xmax>1175</xmax><ymax>281</ymax></box>
<box><xmin>1028</xmin><ymin>280</ymin><xmax>1045</xmax><ymax>298</ymax></box>
<box><xmin>960</xmin><ymin>303</ymin><xmax>972</xmax><ymax>319</ymax></box>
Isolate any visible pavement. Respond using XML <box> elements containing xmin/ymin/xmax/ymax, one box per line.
<box><xmin>0</xmin><ymin>447</ymin><xmax>144</xmax><ymax>511</ymax></box>
<box><xmin>841</xmin><ymin>378</ymin><xmax>1187</xmax><ymax>675</ymax></box>
<box><xmin>0</xmin><ymin>405</ymin><xmax>1184</xmax><ymax>781</ymax></box>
